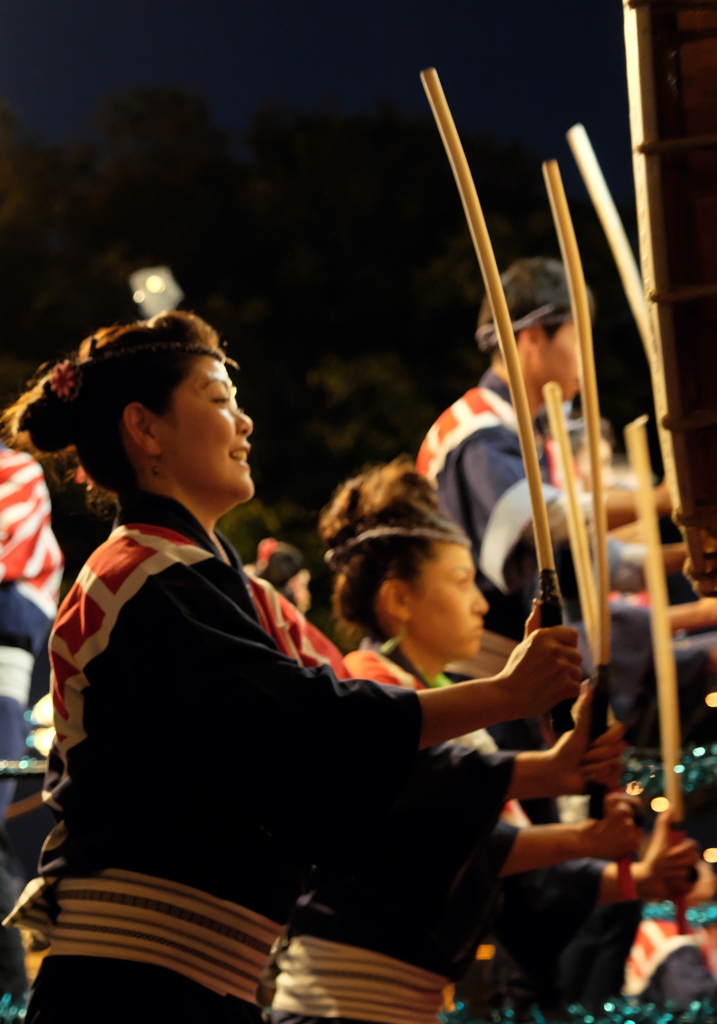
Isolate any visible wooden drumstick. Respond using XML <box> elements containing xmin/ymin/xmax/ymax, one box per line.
<box><xmin>566</xmin><ymin>124</ymin><xmax>679</xmax><ymax>511</ymax></box>
<box><xmin>625</xmin><ymin>416</ymin><xmax>688</xmax><ymax>930</ymax></box>
<box><xmin>566</xmin><ymin>124</ymin><xmax>651</xmax><ymax>360</ymax></box>
<box><xmin>542</xmin><ymin>382</ymin><xmax>599</xmax><ymax>664</ymax></box>
<box><xmin>624</xmin><ymin>418</ymin><xmax>683</xmax><ymax>821</ymax></box>
<box><xmin>542</xmin><ymin>160</ymin><xmax>623</xmax><ymax>828</ymax></box>
<box><xmin>542</xmin><ymin>159</ymin><xmax>611</xmax><ymax>666</ymax></box>
<box><xmin>420</xmin><ymin>67</ymin><xmax>562</xmax><ymax>625</ymax></box>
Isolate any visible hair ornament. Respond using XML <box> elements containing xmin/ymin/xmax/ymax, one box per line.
<box><xmin>48</xmin><ymin>360</ymin><xmax>81</xmax><ymax>402</ymax></box>
<box><xmin>325</xmin><ymin>523</ymin><xmax>470</xmax><ymax>569</ymax></box>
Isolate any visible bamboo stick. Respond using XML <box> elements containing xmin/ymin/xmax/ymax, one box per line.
<box><xmin>624</xmin><ymin>416</ymin><xmax>684</xmax><ymax>820</ymax></box>
<box><xmin>542</xmin><ymin>382</ymin><xmax>599</xmax><ymax>663</ymax></box>
<box><xmin>542</xmin><ymin>160</ymin><xmax>611</xmax><ymax>664</ymax></box>
<box><xmin>420</xmin><ymin>68</ymin><xmax>557</xmax><ymax>592</ymax></box>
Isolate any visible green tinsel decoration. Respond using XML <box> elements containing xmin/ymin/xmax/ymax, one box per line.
<box><xmin>0</xmin><ymin>993</ymin><xmax>24</xmax><ymax>1021</ymax></box>
<box><xmin>621</xmin><ymin>745</ymin><xmax>717</xmax><ymax>797</ymax></box>
<box><xmin>642</xmin><ymin>901</ymin><xmax>717</xmax><ymax>927</ymax></box>
<box><xmin>440</xmin><ymin>996</ymin><xmax>717</xmax><ymax>1023</ymax></box>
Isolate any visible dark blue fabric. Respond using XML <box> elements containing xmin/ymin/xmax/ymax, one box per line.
<box><xmin>0</xmin><ymin>695</ymin><xmax>31</xmax><ymax>816</ymax></box>
<box><xmin>0</xmin><ymin>585</ymin><xmax>53</xmax><ymax>657</ymax></box>
<box><xmin>433</xmin><ymin>371</ymin><xmax>541</xmax><ymax>642</ymax></box>
<box><xmin>289</xmin><ymin>744</ymin><xmax>517</xmax><ymax>980</ymax></box>
<box><xmin>40</xmin><ymin>491</ymin><xmax>423</xmax><ymax>925</ymax></box>
<box><xmin>558</xmin><ymin>902</ymin><xmax>644</xmax><ymax>1011</ymax></box>
<box><xmin>27</xmin><ymin>956</ymin><xmax>262</xmax><ymax>1023</ymax></box>
<box><xmin>641</xmin><ymin>944</ymin><xmax>717</xmax><ymax>1011</ymax></box>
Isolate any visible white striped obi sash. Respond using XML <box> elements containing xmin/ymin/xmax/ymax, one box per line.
<box><xmin>5</xmin><ymin>868</ymin><xmax>282</xmax><ymax>1003</ymax></box>
<box><xmin>273</xmin><ymin>935</ymin><xmax>448</xmax><ymax>1024</ymax></box>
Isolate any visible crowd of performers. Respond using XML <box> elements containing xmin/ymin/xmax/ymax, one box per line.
<box><xmin>0</xmin><ymin>257</ymin><xmax>714</xmax><ymax>1023</ymax></box>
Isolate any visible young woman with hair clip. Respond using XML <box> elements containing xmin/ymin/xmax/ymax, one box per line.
<box><xmin>1</xmin><ymin>313</ymin><xmax>588</xmax><ymax>1024</ymax></box>
<box><xmin>270</xmin><ymin>458</ymin><xmax>698</xmax><ymax>1024</ymax></box>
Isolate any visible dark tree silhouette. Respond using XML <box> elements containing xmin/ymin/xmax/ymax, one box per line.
<box><xmin>0</xmin><ymin>88</ymin><xmax>652</xmax><ymax>627</ymax></box>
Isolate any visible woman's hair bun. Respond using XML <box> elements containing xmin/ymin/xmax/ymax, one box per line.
<box><xmin>18</xmin><ymin>371</ymin><xmax>80</xmax><ymax>453</ymax></box>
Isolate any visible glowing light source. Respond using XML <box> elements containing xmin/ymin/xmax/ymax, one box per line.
<box><xmin>128</xmin><ymin>266</ymin><xmax>183</xmax><ymax>317</ymax></box>
<box><xmin>145</xmin><ymin>275</ymin><xmax>166</xmax><ymax>294</ymax></box>
<box><xmin>28</xmin><ymin>728</ymin><xmax>54</xmax><ymax>757</ymax></box>
<box><xmin>32</xmin><ymin>693</ymin><xmax>53</xmax><ymax>727</ymax></box>
<box><xmin>704</xmin><ymin>848</ymin><xmax>717</xmax><ymax>864</ymax></box>
<box><xmin>651</xmin><ymin>796</ymin><xmax>670</xmax><ymax>812</ymax></box>
<box><xmin>706</xmin><ymin>692</ymin><xmax>717</xmax><ymax>708</ymax></box>
<box><xmin>475</xmin><ymin>944</ymin><xmax>495</xmax><ymax>960</ymax></box>
<box><xmin>626</xmin><ymin>781</ymin><xmax>644</xmax><ymax>796</ymax></box>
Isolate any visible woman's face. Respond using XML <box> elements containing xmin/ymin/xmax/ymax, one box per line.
<box><xmin>402</xmin><ymin>542</ymin><xmax>489</xmax><ymax>668</ymax></box>
<box><xmin>151</xmin><ymin>355</ymin><xmax>254</xmax><ymax>524</ymax></box>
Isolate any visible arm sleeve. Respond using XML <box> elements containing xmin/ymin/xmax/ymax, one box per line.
<box><xmin>356</xmin><ymin>744</ymin><xmax>516</xmax><ymax>973</ymax></box>
<box><xmin>457</xmin><ymin>438</ymin><xmax>558</xmax><ymax>595</ymax></box>
<box><xmin>494</xmin><ymin>858</ymin><xmax>607</xmax><ymax>980</ymax></box>
<box><xmin>83</xmin><ymin>561</ymin><xmax>423</xmax><ymax>865</ymax></box>
<box><xmin>607</xmin><ymin>536</ymin><xmax>647</xmax><ymax>593</ymax></box>
<box><xmin>0</xmin><ymin>455</ymin><xmax>50</xmax><ymax>585</ymax></box>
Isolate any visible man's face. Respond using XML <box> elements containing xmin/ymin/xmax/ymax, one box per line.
<box><xmin>531</xmin><ymin>321</ymin><xmax>580</xmax><ymax>403</ymax></box>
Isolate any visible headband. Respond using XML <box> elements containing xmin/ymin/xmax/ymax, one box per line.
<box><xmin>475</xmin><ymin>303</ymin><xmax>573</xmax><ymax>353</ymax></box>
<box><xmin>45</xmin><ymin>339</ymin><xmax>227</xmax><ymax>406</ymax></box>
<box><xmin>325</xmin><ymin>523</ymin><xmax>471</xmax><ymax>569</ymax></box>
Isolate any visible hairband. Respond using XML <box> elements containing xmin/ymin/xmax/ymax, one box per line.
<box><xmin>475</xmin><ymin>303</ymin><xmax>573</xmax><ymax>352</ymax></box>
<box><xmin>43</xmin><ymin>339</ymin><xmax>227</xmax><ymax>406</ymax></box>
<box><xmin>325</xmin><ymin>523</ymin><xmax>471</xmax><ymax>568</ymax></box>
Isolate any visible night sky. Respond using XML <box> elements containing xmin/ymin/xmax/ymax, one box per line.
<box><xmin>0</xmin><ymin>1</ymin><xmax>635</xmax><ymax>199</ymax></box>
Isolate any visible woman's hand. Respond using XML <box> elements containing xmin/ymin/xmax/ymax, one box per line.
<box><xmin>540</xmin><ymin>685</ymin><xmax>627</xmax><ymax>795</ymax></box>
<box><xmin>417</xmin><ymin>604</ymin><xmax>583</xmax><ymax>748</ymax></box>
<box><xmin>575</xmin><ymin>792</ymin><xmax>643</xmax><ymax>861</ymax></box>
<box><xmin>496</xmin><ymin>605</ymin><xmax>584</xmax><ymax>720</ymax></box>
<box><xmin>632</xmin><ymin>811</ymin><xmax>700</xmax><ymax>901</ymax></box>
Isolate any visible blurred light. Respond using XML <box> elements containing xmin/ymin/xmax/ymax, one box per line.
<box><xmin>145</xmin><ymin>275</ymin><xmax>166</xmax><ymax>294</ymax></box>
<box><xmin>29</xmin><ymin>727</ymin><xmax>55</xmax><ymax>757</ymax></box>
<box><xmin>706</xmin><ymin>692</ymin><xmax>717</xmax><ymax>708</ymax></box>
<box><xmin>693</xmin><ymin>747</ymin><xmax>706</xmax><ymax>757</ymax></box>
<box><xmin>128</xmin><ymin>266</ymin><xmax>183</xmax><ymax>317</ymax></box>
<box><xmin>626</xmin><ymin>781</ymin><xmax>644</xmax><ymax>796</ymax></box>
<box><xmin>674</xmin><ymin>764</ymin><xmax>685</xmax><ymax>774</ymax></box>
<box><xmin>704</xmin><ymin>848</ymin><xmax>717</xmax><ymax>864</ymax></box>
<box><xmin>651</xmin><ymin>796</ymin><xmax>670</xmax><ymax>812</ymax></box>
<box><xmin>475</xmin><ymin>944</ymin><xmax>495</xmax><ymax>960</ymax></box>
<box><xmin>32</xmin><ymin>693</ymin><xmax>53</xmax><ymax>727</ymax></box>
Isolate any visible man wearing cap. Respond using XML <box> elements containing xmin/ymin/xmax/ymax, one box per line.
<box><xmin>416</xmin><ymin>256</ymin><xmax>672</xmax><ymax>675</ymax></box>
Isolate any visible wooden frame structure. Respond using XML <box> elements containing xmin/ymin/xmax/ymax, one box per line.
<box><xmin>624</xmin><ymin>0</ymin><xmax>717</xmax><ymax>594</ymax></box>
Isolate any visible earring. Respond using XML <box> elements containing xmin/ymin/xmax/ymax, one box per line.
<box><xmin>380</xmin><ymin>626</ymin><xmax>406</xmax><ymax>656</ymax></box>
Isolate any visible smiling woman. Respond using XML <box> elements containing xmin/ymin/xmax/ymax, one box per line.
<box><xmin>120</xmin><ymin>355</ymin><xmax>255</xmax><ymax>542</ymax></box>
<box><xmin>0</xmin><ymin>312</ymin><xmax>585</xmax><ymax>1024</ymax></box>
